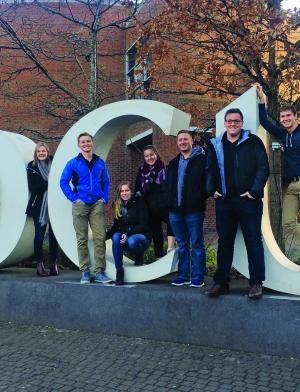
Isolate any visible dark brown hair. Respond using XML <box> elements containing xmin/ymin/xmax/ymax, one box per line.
<box><xmin>77</xmin><ymin>132</ymin><xmax>93</xmax><ymax>143</ymax></box>
<box><xmin>177</xmin><ymin>129</ymin><xmax>193</xmax><ymax>137</ymax></box>
<box><xmin>280</xmin><ymin>104</ymin><xmax>297</xmax><ymax>116</ymax></box>
<box><xmin>224</xmin><ymin>108</ymin><xmax>244</xmax><ymax>121</ymax></box>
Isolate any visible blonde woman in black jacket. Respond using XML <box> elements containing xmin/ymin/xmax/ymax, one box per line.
<box><xmin>106</xmin><ymin>181</ymin><xmax>151</xmax><ymax>285</ymax></box>
<box><xmin>26</xmin><ymin>142</ymin><xmax>59</xmax><ymax>276</ymax></box>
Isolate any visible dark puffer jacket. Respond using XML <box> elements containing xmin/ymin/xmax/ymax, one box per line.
<box><xmin>106</xmin><ymin>195</ymin><xmax>151</xmax><ymax>240</ymax></box>
<box><xmin>26</xmin><ymin>159</ymin><xmax>51</xmax><ymax>219</ymax></box>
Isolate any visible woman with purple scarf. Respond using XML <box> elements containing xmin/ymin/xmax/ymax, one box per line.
<box><xmin>26</xmin><ymin>142</ymin><xmax>59</xmax><ymax>276</ymax></box>
<box><xmin>135</xmin><ymin>145</ymin><xmax>175</xmax><ymax>258</ymax></box>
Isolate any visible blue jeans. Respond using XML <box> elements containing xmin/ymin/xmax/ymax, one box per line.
<box><xmin>112</xmin><ymin>232</ymin><xmax>150</xmax><ymax>269</ymax></box>
<box><xmin>169</xmin><ymin>212</ymin><xmax>206</xmax><ymax>280</ymax></box>
<box><xmin>33</xmin><ymin>217</ymin><xmax>58</xmax><ymax>263</ymax></box>
<box><xmin>214</xmin><ymin>197</ymin><xmax>265</xmax><ymax>285</ymax></box>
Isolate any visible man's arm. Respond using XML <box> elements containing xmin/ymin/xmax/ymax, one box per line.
<box><xmin>255</xmin><ymin>84</ymin><xmax>285</xmax><ymax>139</ymax></box>
<box><xmin>101</xmin><ymin>163</ymin><xmax>110</xmax><ymax>204</ymax></box>
<box><xmin>60</xmin><ymin>160</ymin><xmax>78</xmax><ymax>202</ymax></box>
<box><xmin>249</xmin><ymin>137</ymin><xmax>269</xmax><ymax>198</ymax></box>
<box><xmin>206</xmin><ymin>144</ymin><xmax>219</xmax><ymax>197</ymax></box>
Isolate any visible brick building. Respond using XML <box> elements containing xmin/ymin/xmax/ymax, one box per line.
<box><xmin>0</xmin><ymin>0</ymin><xmax>217</xmax><ymax>234</ymax></box>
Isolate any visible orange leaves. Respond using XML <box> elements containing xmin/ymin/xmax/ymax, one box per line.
<box><xmin>137</xmin><ymin>0</ymin><xmax>299</xmax><ymax>110</ymax></box>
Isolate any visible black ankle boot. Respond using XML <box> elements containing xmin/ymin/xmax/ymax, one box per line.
<box><xmin>134</xmin><ymin>254</ymin><xmax>144</xmax><ymax>266</ymax></box>
<box><xmin>116</xmin><ymin>268</ymin><xmax>124</xmax><ymax>285</ymax></box>
<box><xmin>36</xmin><ymin>262</ymin><xmax>49</xmax><ymax>277</ymax></box>
<box><xmin>49</xmin><ymin>262</ymin><xmax>59</xmax><ymax>276</ymax></box>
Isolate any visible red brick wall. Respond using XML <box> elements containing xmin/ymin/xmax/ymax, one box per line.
<box><xmin>105</xmin><ymin>122</ymin><xmax>216</xmax><ymax>232</ymax></box>
<box><xmin>0</xmin><ymin>1</ymin><xmax>217</xmax><ymax>235</ymax></box>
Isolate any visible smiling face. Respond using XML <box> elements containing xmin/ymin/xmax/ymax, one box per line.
<box><xmin>279</xmin><ymin>110</ymin><xmax>298</xmax><ymax>132</ymax></box>
<box><xmin>78</xmin><ymin>135</ymin><xmax>93</xmax><ymax>154</ymax></box>
<box><xmin>224</xmin><ymin>112</ymin><xmax>243</xmax><ymax>141</ymax></box>
<box><xmin>177</xmin><ymin>132</ymin><xmax>193</xmax><ymax>154</ymax></box>
<box><xmin>36</xmin><ymin>146</ymin><xmax>49</xmax><ymax>161</ymax></box>
<box><xmin>120</xmin><ymin>184</ymin><xmax>132</xmax><ymax>202</ymax></box>
<box><xmin>143</xmin><ymin>148</ymin><xmax>158</xmax><ymax>166</ymax></box>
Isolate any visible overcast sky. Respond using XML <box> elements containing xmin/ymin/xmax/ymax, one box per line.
<box><xmin>281</xmin><ymin>0</ymin><xmax>299</xmax><ymax>10</ymax></box>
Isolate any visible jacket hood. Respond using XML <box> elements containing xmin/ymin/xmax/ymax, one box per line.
<box><xmin>214</xmin><ymin>129</ymin><xmax>251</xmax><ymax>146</ymax></box>
<box><xmin>211</xmin><ymin>129</ymin><xmax>251</xmax><ymax>198</ymax></box>
<box><xmin>181</xmin><ymin>145</ymin><xmax>205</xmax><ymax>160</ymax></box>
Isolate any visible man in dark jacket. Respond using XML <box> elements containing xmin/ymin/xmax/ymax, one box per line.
<box><xmin>205</xmin><ymin>108</ymin><xmax>269</xmax><ymax>299</ymax></box>
<box><xmin>166</xmin><ymin>130</ymin><xmax>207</xmax><ymax>287</ymax></box>
<box><xmin>256</xmin><ymin>84</ymin><xmax>300</xmax><ymax>262</ymax></box>
<box><xmin>60</xmin><ymin>132</ymin><xmax>112</xmax><ymax>284</ymax></box>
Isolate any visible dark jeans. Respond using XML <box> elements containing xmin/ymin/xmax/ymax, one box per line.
<box><xmin>112</xmin><ymin>232</ymin><xmax>151</xmax><ymax>269</ymax></box>
<box><xmin>149</xmin><ymin>208</ymin><xmax>174</xmax><ymax>258</ymax></box>
<box><xmin>169</xmin><ymin>212</ymin><xmax>206</xmax><ymax>280</ymax></box>
<box><xmin>33</xmin><ymin>217</ymin><xmax>58</xmax><ymax>264</ymax></box>
<box><xmin>214</xmin><ymin>197</ymin><xmax>265</xmax><ymax>285</ymax></box>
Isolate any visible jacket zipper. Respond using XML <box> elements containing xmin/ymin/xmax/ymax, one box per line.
<box><xmin>31</xmin><ymin>195</ymin><xmax>38</xmax><ymax>207</ymax></box>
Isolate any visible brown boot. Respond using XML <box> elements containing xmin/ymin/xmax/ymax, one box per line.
<box><xmin>204</xmin><ymin>283</ymin><xmax>229</xmax><ymax>297</ymax></box>
<box><xmin>36</xmin><ymin>262</ymin><xmax>49</xmax><ymax>277</ymax></box>
<box><xmin>115</xmin><ymin>268</ymin><xmax>124</xmax><ymax>285</ymax></box>
<box><xmin>49</xmin><ymin>262</ymin><xmax>59</xmax><ymax>276</ymax></box>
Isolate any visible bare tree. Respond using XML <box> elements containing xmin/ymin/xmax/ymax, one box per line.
<box><xmin>0</xmin><ymin>0</ymin><xmax>139</xmax><ymax>138</ymax></box>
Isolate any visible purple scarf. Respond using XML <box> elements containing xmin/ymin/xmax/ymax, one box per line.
<box><xmin>138</xmin><ymin>158</ymin><xmax>166</xmax><ymax>194</ymax></box>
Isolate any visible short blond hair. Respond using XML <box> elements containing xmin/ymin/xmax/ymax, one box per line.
<box><xmin>33</xmin><ymin>142</ymin><xmax>50</xmax><ymax>164</ymax></box>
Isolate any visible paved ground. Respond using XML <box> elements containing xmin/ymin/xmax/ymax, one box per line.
<box><xmin>0</xmin><ymin>322</ymin><xmax>299</xmax><ymax>392</ymax></box>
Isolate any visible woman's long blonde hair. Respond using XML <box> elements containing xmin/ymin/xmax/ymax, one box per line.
<box><xmin>114</xmin><ymin>181</ymin><xmax>134</xmax><ymax>218</ymax></box>
<box><xmin>33</xmin><ymin>142</ymin><xmax>50</xmax><ymax>165</ymax></box>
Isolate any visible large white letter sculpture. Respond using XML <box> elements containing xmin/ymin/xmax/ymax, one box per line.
<box><xmin>0</xmin><ymin>131</ymin><xmax>35</xmax><ymax>265</ymax></box>
<box><xmin>1</xmin><ymin>95</ymin><xmax>300</xmax><ymax>294</ymax></box>
<box><xmin>216</xmin><ymin>87</ymin><xmax>300</xmax><ymax>295</ymax></box>
<box><xmin>48</xmin><ymin>100</ymin><xmax>191</xmax><ymax>282</ymax></box>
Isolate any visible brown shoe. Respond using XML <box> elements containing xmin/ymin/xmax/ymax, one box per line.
<box><xmin>49</xmin><ymin>262</ymin><xmax>59</xmax><ymax>276</ymax></box>
<box><xmin>248</xmin><ymin>284</ymin><xmax>262</xmax><ymax>299</ymax></box>
<box><xmin>36</xmin><ymin>262</ymin><xmax>49</xmax><ymax>277</ymax></box>
<box><xmin>205</xmin><ymin>283</ymin><xmax>229</xmax><ymax>297</ymax></box>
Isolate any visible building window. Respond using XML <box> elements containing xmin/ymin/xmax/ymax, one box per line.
<box><xmin>126</xmin><ymin>40</ymin><xmax>151</xmax><ymax>99</ymax></box>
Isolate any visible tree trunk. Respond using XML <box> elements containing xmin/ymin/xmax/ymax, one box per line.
<box><xmin>88</xmin><ymin>29</ymin><xmax>98</xmax><ymax>112</ymax></box>
<box><xmin>268</xmin><ymin>0</ymin><xmax>284</xmax><ymax>250</ymax></box>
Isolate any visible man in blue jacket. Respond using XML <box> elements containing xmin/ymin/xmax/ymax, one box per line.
<box><xmin>256</xmin><ymin>84</ymin><xmax>300</xmax><ymax>262</ymax></box>
<box><xmin>205</xmin><ymin>108</ymin><xmax>269</xmax><ymax>299</ymax></box>
<box><xmin>60</xmin><ymin>132</ymin><xmax>112</xmax><ymax>284</ymax></box>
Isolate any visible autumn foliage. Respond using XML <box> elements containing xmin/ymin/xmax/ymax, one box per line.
<box><xmin>138</xmin><ymin>0</ymin><xmax>300</xmax><ymax>118</ymax></box>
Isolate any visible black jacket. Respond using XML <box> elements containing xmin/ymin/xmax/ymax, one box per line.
<box><xmin>206</xmin><ymin>131</ymin><xmax>269</xmax><ymax>199</ymax></box>
<box><xmin>135</xmin><ymin>175</ymin><xmax>169</xmax><ymax>212</ymax></box>
<box><xmin>106</xmin><ymin>195</ymin><xmax>151</xmax><ymax>240</ymax></box>
<box><xmin>26</xmin><ymin>159</ymin><xmax>51</xmax><ymax>218</ymax></box>
<box><xmin>166</xmin><ymin>151</ymin><xmax>207</xmax><ymax>213</ymax></box>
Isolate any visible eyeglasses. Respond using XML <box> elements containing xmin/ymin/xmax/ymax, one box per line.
<box><xmin>225</xmin><ymin>119</ymin><xmax>242</xmax><ymax>124</ymax></box>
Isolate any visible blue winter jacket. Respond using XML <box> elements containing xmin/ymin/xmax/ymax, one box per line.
<box><xmin>60</xmin><ymin>154</ymin><xmax>110</xmax><ymax>204</ymax></box>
